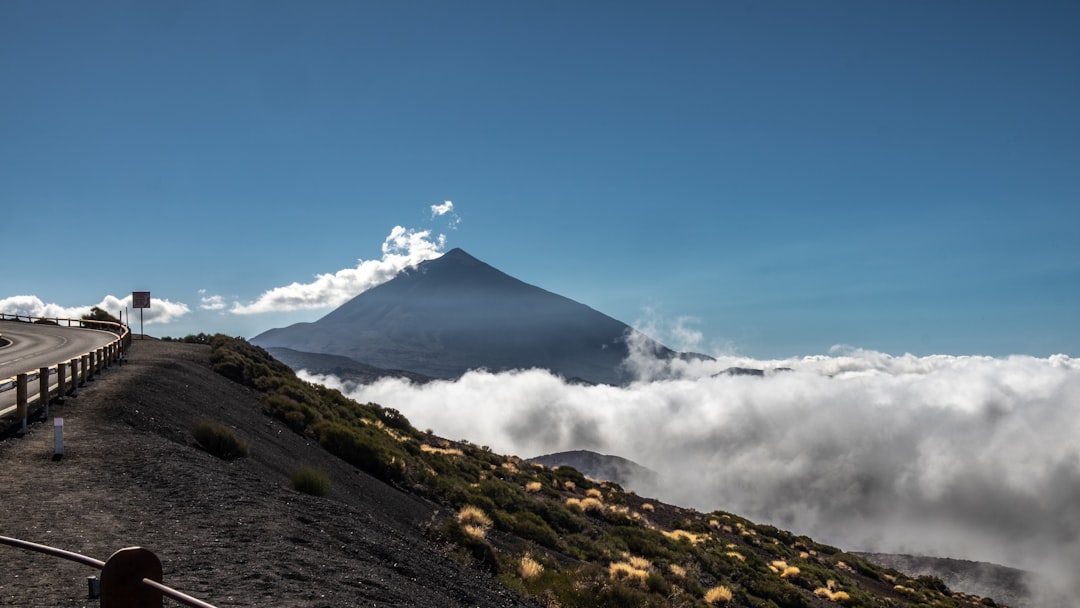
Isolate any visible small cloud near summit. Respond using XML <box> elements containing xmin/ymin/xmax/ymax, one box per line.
<box><xmin>430</xmin><ymin>200</ymin><xmax>461</xmax><ymax>229</ymax></box>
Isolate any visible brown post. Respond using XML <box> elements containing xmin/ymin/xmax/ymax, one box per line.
<box><xmin>39</xmin><ymin>367</ymin><xmax>49</xmax><ymax>416</ymax></box>
<box><xmin>57</xmin><ymin>363</ymin><xmax>67</xmax><ymax>399</ymax></box>
<box><xmin>100</xmin><ymin>547</ymin><xmax>163</xmax><ymax>608</ymax></box>
<box><xmin>16</xmin><ymin>373</ymin><xmax>28</xmax><ymax>433</ymax></box>
<box><xmin>83</xmin><ymin>354</ymin><xmax>92</xmax><ymax>383</ymax></box>
<box><xmin>71</xmin><ymin>357</ymin><xmax>82</xmax><ymax>392</ymax></box>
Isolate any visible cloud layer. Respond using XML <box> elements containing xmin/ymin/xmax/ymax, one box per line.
<box><xmin>231</xmin><ymin>226</ymin><xmax>447</xmax><ymax>314</ymax></box>
<box><xmin>303</xmin><ymin>349</ymin><xmax>1080</xmax><ymax>597</ymax></box>
<box><xmin>0</xmin><ymin>294</ymin><xmax>190</xmax><ymax>324</ymax></box>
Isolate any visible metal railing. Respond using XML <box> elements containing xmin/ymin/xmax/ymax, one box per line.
<box><xmin>0</xmin><ymin>314</ymin><xmax>132</xmax><ymax>430</ymax></box>
<box><xmin>0</xmin><ymin>535</ymin><xmax>218</xmax><ymax>607</ymax></box>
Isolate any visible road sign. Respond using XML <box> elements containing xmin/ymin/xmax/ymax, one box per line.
<box><xmin>132</xmin><ymin>292</ymin><xmax>151</xmax><ymax>309</ymax></box>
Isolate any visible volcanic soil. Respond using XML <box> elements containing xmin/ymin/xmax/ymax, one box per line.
<box><xmin>0</xmin><ymin>339</ymin><xmax>535</xmax><ymax>607</ymax></box>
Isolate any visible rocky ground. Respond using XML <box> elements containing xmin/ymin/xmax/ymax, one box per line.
<box><xmin>0</xmin><ymin>339</ymin><xmax>535</xmax><ymax>607</ymax></box>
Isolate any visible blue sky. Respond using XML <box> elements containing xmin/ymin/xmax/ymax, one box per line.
<box><xmin>2</xmin><ymin>0</ymin><xmax>1078</xmax><ymax>358</ymax></box>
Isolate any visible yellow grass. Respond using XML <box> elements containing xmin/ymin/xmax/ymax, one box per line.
<box><xmin>669</xmin><ymin>564</ymin><xmax>687</xmax><ymax>578</ymax></box>
<box><xmin>457</xmin><ymin>505</ymin><xmax>493</xmax><ymax>528</ymax></box>
<box><xmin>462</xmin><ymin>524</ymin><xmax>487</xmax><ymax>539</ymax></box>
<box><xmin>725</xmin><ymin>551</ymin><xmax>745</xmax><ymax>561</ymax></box>
<box><xmin>563</xmin><ymin>480</ymin><xmax>576</xmax><ymax>491</ymax></box>
<box><xmin>641</xmin><ymin>502</ymin><xmax>654</xmax><ymax>512</ymax></box>
<box><xmin>781</xmin><ymin>566</ymin><xmax>800</xmax><ymax>578</ymax></box>
<box><xmin>519</xmin><ymin>554</ymin><xmax>544</xmax><ymax>580</ymax></box>
<box><xmin>579</xmin><ymin>497</ymin><xmax>604</xmax><ymax>513</ymax></box>
<box><xmin>704</xmin><ymin>585</ymin><xmax>733</xmax><ymax>604</ymax></box>
<box><xmin>815</xmin><ymin>588</ymin><xmax>851</xmax><ymax>603</ymax></box>
<box><xmin>663</xmin><ymin>529</ymin><xmax>703</xmax><ymax>545</ymax></box>
<box><xmin>608</xmin><ymin>562</ymin><xmax>649</xmax><ymax>586</ymax></box>
<box><xmin>524</xmin><ymin>481</ymin><xmax>543</xmax><ymax>493</ymax></box>
<box><xmin>586</xmin><ymin>488</ymin><xmax>603</xmax><ymax>499</ymax></box>
<box><xmin>627</xmin><ymin>556</ymin><xmax>651</xmax><ymax>571</ymax></box>
<box><xmin>421</xmin><ymin>444</ymin><xmax>464</xmax><ymax>456</ymax></box>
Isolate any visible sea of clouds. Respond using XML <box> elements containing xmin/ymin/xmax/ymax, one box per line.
<box><xmin>303</xmin><ymin>341</ymin><xmax>1080</xmax><ymax>599</ymax></box>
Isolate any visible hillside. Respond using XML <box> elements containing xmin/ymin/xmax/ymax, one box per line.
<box><xmin>0</xmin><ymin>340</ymin><xmax>531</xmax><ymax>607</ymax></box>
<box><xmin>0</xmin><ymin>338</ymin><xmax>1009</xmax><ymax>607</ymax></box>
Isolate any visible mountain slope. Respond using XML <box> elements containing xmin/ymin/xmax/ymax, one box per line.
<box><xmin>0</xmin><ymin>339</ymin><xmax>530</xmax><ymax>607</ymax></box>
<box><xmin>251</xmin><ymin>248</ymin><xmax>675</xmax><ymax>385</ymax></box>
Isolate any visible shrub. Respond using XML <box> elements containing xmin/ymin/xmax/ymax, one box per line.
<box><xmin>459</xmin><ymin>505</ymin><xmax>493</xmax><ymax>526</ymax></box>
<box><xmin>519</xmin><ymin>554</ymin><xmax>544</xmax><ymax>580</ymax></box>
<box><xmin>192</xmin><ymin>420</ymin><xmax>249</xmax><ymax>460</ymax></box>
<box><xmin>524</xmin><ymin>481</ymin><xmax>543</xmax><ymax>493</ymax></box>
<box><xmin>609</xmin><ymin>561</ymin><xmax>649</xmax><ymax>586</ymax></box>
<box><xmin>290</xmin><ymin>466</ymin><xmax>331</xmax><ymax>496</ymax></box>
<box><xmin>705</xmin><ymin>585</ymin><xmax>733</xmax><ymax>604</ymax></box>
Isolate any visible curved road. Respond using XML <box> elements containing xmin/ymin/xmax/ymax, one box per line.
<box><xmin>0</xmin><ymin>322</ymin><xmax>119</xmax><ymax>416</ymax></box>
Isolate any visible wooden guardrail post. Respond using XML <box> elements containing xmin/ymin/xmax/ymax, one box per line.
<box><xmin>39</xmin><ymin>367</ymin><xmax>49</xmax><ymax>417</ymax></box>
<box><xmin>71</xmin><ymin>357</ymin><xmax>81</xmax><ymax>394</ymax></box>
<box><xmin>16</xmin><ymin>373</ymin><xmax>28</xmax><ymax>433</ymax></box>
<box><xmin>57</xmin><ymin>362</ymin><xmax>67</xmax><ymax>401</ymax></box>
<box><xmin>86</xmin><ymin>353</ymin><xmax>95</xmax><ymax>382</ymax></box>
<box><xmin>100</xmin><ymin>547</ymin><xmax>163</xmax><ymax>608</ymax></box>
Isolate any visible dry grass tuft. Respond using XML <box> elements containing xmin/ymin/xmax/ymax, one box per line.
<box><xmin>586</xmin><ymin>488</ymin><xmax>603</xmax><ymax>499</ymax></box>
<box><xmin>663</xmin><ymin>529</ymin><xmax>704</xmax><ymax>545</ymax></box>
<box><xmin>608</xmin><ymin>561</ymin><xmax>649</xmax><ymax>586</ymax></box>
<box><xmin>420</xmin><ymin>444</ymin><xmax>464</xmax><ymax>456</ymax></box>
<box><xmin>815</xmin><ymin>587</ymin><xmax>851</xmax><ymax>602</ymax></box>
<box><xmin>519</xmin><ymin>554</ymin><xmax>544</xmax><ymax>580</ymax></box>
<box><xmin>669</xmin><ymin>564</ymin><xmax>687</xmax><ymax>578</ymax></box>
<box><xmin>457</xmin><ymin>505</ymin><xmax>493</xmax><ymax>528</ymax></box>
<box><xmin>627</xmin><ymin>556</ymin><xmax>651</xmax><ymax>571</ymax></box>
<box><xmin>641</xmin><ymin>502</ymin><xmax>654</xmax><ymax>512</ymax></box>
<box><xmin>781</xmin><ymin>566</ymin><xmax>800</xmax><ymax>579</ymax></box>
<box><xmin>563</xmin><ymin>480</ymin><xmax>576</xmax><ymax>491</ymax></box>
<box><xmin>524</xmin><ymin>481</ymin><xmax>543</xmax><ymax>493</ymax></box>
<box><xmin>704</xmin><ymin>585</ymin><xmax>733</xmax><ymax>604</ymax></box>
<box><xmin>725</xmin><ymin>551</ymin><xmax>745</xmax><ymax>562</ymax></box>
<box><xmin>462</xmin><ymin>524</ymin><xmax>488</xmax><ymax>539</ymax></box>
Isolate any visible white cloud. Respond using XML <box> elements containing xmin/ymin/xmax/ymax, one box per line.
<box><xmin>303</xmin><ymin>350</ymin><xmax>1080</xmax><ymax>598</ymax></box>
<box><xmin>198</xmin><ymin>290</ymin><xmax>227</xmax><ymax>311</ymax></box>
<box><xmin>232</xmin><ymin>225</ymin><xmax>447</xmax><ymax>314</ymax></box>
<box><xmin>430</xmin><ymin>200</ymin><xmax>461</xmax><ymax>228</ymax></box>
<box><xmin>430</xmin><ymin>200</ymin><xmax>454</xmax><ymax>217</ymax></box>
<box><xmin>0</xmin><ymin>294</ymin><xmax>191</xmax><ymax>324</ymax></box>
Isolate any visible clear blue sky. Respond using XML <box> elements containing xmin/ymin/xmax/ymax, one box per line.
<box><xmin>2</xmin><ymin>0</ymin><xmax>1077</xmax><ymax>358</ymax></box>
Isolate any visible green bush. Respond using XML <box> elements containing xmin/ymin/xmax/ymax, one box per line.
<box><xmin>290</xmin><ymin>466</ymin><xmax>331</xmax><ymax>497</ymax></box>
<box><xmin>192</xmin><ymin>420</ymin><xmax>249</xmax><ymax>460</ymax></box>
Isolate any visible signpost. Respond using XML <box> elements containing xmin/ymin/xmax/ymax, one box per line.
<box><xmin>132</xmin><ymin>291</ymin><xmax>150</xmax><ymax>339</ymax></box>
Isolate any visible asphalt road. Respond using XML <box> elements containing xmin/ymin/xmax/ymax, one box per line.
<box><xmin>0</xmin><ymin>322</ymin><xmax>118</xmax><ymax>415</ymax></box>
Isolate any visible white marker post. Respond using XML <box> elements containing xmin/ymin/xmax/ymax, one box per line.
<box><xmin>53</xmin><ymin>417</ymin><xmax>64</xmax><ymax>458</ymax></box>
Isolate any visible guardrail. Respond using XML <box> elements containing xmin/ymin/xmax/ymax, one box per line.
<box><xmin>0</xmin><ymin>535</ymin><xmax>218</xmax><ymax>607</ymax></box>
<box><xmin>0</xmin><ymin>313</ymin><xmax>132</xmax><ymax>432</ymax></box>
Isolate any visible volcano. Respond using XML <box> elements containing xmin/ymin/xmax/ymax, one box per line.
<box><xmin>251</xmin><ymin>248</ymin><xmax>679</xmax><ymax>385</ymax></box>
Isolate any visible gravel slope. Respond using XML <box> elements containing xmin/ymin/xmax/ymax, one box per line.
<box><xmin>0</xmin><ymin>339</ymin><xmax>535</xmax><ymax>607</ymax></box>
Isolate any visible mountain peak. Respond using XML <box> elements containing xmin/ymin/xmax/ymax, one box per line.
<box><xmin>253</xmin><ymin>249</ymin><xmax>676</xmax><ymax>385</ymax></box>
